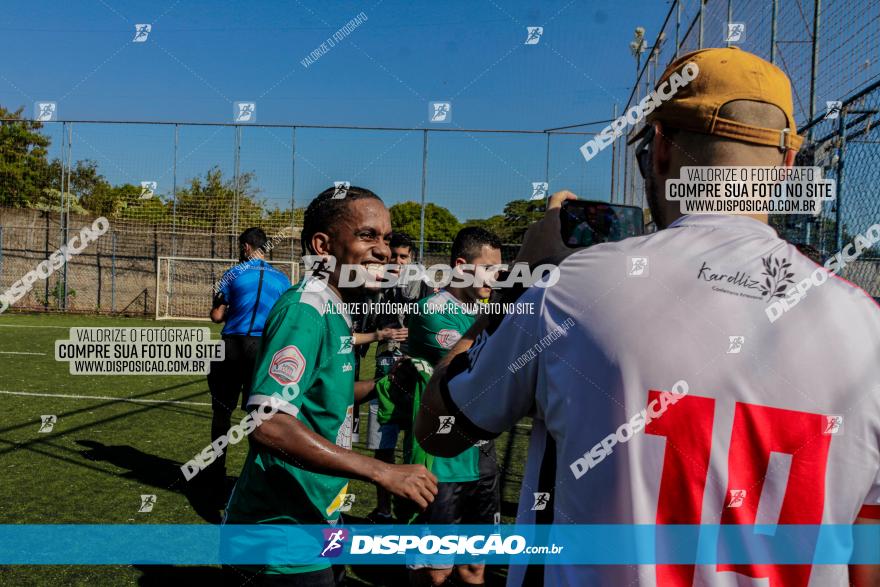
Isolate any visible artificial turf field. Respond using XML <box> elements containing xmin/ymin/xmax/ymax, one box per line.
<box><xmin>0</xmin><ymin>312</ymin><xmax>530</xmax><ymax>586</ymax></box>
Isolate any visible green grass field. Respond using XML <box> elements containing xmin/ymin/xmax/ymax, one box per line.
<box><xmin>0</xmin><ymin>312</ymin><xmax>530</xmax><ymax>586</ymax></box>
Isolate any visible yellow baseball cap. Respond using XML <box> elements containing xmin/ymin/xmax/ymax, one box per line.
<box><xmin>635</xmin><ymin>47</ymin><xmax>803</xmax><ymax>151</ymax></box>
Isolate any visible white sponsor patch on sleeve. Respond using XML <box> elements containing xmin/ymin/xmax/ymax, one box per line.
<box><xmin>268</xmin><ymin>345</ymin><xmax>306</xmax><ymax>385</ymax></box>
<box><xmin>435</xmin><ymin>328</ymin><xmax>462</xmax><ymax>349</ymax></box>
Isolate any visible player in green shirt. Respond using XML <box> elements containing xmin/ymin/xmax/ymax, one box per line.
<box><xmin>405</xmin><ymin>227</ymin><xmax>503</xmax><ymax>587</ymax></box>
<box><xmin>223</xmin><ymin>186</ymin><xmax>437</xmax><ymax>586</ymax></box>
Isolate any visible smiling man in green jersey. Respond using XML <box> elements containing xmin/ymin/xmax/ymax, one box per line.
<box><xmin>223</xmin><ymin>186</ymin><xmax>437</xmax><ymax>587</ymax></box>
<box><xmin>406</xmin><ymin>226</ymin><xmax>502</xmax><ymax>587</ymax></box>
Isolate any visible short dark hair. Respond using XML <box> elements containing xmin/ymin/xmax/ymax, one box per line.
<box><xmin>450</xmin><ymin>227</ymin><xmax>501</xmax><ymax>264</ymax></box>
<box><xmin>390</xmin><ymin>232</ymin><xmax>415</xmax><ymax>252</ymax></box>
<box><xmin>300</xmin><ymin>186</ymin><xmax>382</xmax><ymax>255</ymax></box>
<box><xmin>239</xmin><ymin>227</ymin><xmax>268</xmax><ymax>251</ymax></box>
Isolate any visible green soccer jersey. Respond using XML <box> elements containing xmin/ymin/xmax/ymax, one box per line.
<box><xmin>224</xmin><ymin>276</ymin><xmax>355</xmax><ymax>574</ymax></box>
<box><xmin>407</xmin><ymin>289</ymin><xmax>479</xmax><ymax>483</ymax></box>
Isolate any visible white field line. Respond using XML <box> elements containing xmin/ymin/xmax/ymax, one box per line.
<box><xmin>0</xmin><ymin>389</ymin><xmax>211</xmax><ymax>407</ymax></box>
<box><xmin>0</xmin><ymin>324</ymin><xmax>74</xmax><ymax>329</ymax></box>
<box><xmin>0</xmin><ymin>351</ymin><xmax>46</xmax><ymax>355</ymax></box>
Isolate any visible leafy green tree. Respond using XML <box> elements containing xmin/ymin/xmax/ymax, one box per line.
<box><xmin>264</xmin><ymin>207</ymin><xmax>304</xmax><ymax>236</ymax></box>
<box><xmin>113</xmin><ymin>184</ymin><xmax>170</xmax><ymax>222</ymax></box>
<box><xmin>175</xmin><ymin>167</ymin><xmax>264</xmax><ymax>230</ymax></box>
<box><xmin>389</xmin><ymin>201</ymin><xmax>461</xmax><ymax>242</ymax></box>
<box><xmin>46</xmin><ymin>159</ymin><xmax>119</xmax><ymax>214</ymax></box>
<box><xmin>464</xmin><ymin>199</ymin><xmax>543</xmax><ymax>243</ymax></box>
<box><xmin>0</xmin><ymin>106</ymin><xmax>52</xmax><ymax>207</ymax></box>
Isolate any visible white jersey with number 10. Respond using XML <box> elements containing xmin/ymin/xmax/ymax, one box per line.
<box><xmin>443</xmin><ymin>215</ymin><xmax>880</xmax><ymax>586</ymax></box>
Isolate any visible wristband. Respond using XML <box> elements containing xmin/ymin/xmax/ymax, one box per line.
<box><xmin>212</xmin><ymin>291</ymin><xmax>226</xmax><ymax>309</ymax></box>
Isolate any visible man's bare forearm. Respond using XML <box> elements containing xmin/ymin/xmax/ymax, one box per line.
<box><xmin>354</xmin><ymin>331</ymin><xmax>378</xmax><ymax>345</ymax></box>
<box><xmin>253</xmin><ymin>412</ymin><xmax>387</xmax><ymax>484</ymax></box>
<box><xmin>354</xmin><ymin>379</ymin><xmax>376</xmax><ymax>404</ymax></box>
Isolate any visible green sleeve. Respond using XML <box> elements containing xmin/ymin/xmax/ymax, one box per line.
<box><xmin>246</xmin><ymin>301</ymin><xmax>323</xmax><ymax>418</ymax></box>
<box><xmin>408</xmin><ymin>306</ymin><xmax>464</xmax><ymax>365</ymax></box>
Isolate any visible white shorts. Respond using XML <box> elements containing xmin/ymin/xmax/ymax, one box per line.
<box><xmin>366</xmin><ymin>399</ymin><xmax>401</xmax><ymax>450</ymax></box>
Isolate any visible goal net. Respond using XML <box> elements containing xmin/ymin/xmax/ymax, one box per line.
<box><xmin>156</xmin><ymin>256</ymin><xmax>300</xmax><ymax>320</ymax></box>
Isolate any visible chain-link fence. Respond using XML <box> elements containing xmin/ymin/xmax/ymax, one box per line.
<box><xmin>0</xmin><ymin>121</ymin><xmax>607</xmax><ymax>315</ymax></box>
<box><xmin>617</xmin><ymin>0</ymin><xmax>880</xmax><ymax>295</ymax></box>
<box><xmin>4</xmin><ymin>0</ymin><xmax>878</xmax><ymax>312</ymax></box>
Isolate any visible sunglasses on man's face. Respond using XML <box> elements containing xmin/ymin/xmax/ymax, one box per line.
<box><xmin>636</xmin><ymin>125</ymin><xmax>655</xmax><ymax>179</ymax></box>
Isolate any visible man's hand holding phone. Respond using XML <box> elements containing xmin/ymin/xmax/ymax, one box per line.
<box><xmin>514</xmin><ymin>190</ymin><xmax>578</xmax><ymax>267</ymax></box>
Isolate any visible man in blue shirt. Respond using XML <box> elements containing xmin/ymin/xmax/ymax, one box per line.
<box><xmin>207</xmin><ymin>227</ymin><xmax>291</xmax><ymax>508</ymax></box>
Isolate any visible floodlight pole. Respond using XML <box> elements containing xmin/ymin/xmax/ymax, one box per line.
<box><xmin>172</xmin><ymin>124</ymin><xmax>178</xmax><ymax>257</ymax></box>
<box><xmin>58</xmin><ymin>121</ymin><xmax>66</xmax><ymax>309</ymax></box>
<box><xmin>419</xmin><ymin>130</ymin><xmax>428</xmax><ymax>264</ymax></box>
<box><xmin>698</xmin><ymin>0</ymin><xmax>705</xmax><ymax>49</ymax></box>
<box><xmin>674</xmin><ymin>0</ymin><xmax>681</xmax><ymax>58</ymax></box>
<box><xmin>610</xmin><ymin>103</ymin><xmax>618</xmax><ymax>203</ymax></box>
<box><xmin>233</xmin><ymin>125</ymin><xmax>242</xmax><ymax>237</ymax></box>
<box><xmin>727</xmin><ymin>0</ymin><xmax>733</xmax><ymax>48</ymax></box>
<box><xmin>291</xmin><ymin>126</ymin><xmax>297</xmax><ymax>262</ymax></box>
<box><xmin>770</xmin><ymin>0</ymin><xmax>779</xmax><ymax>64</ymax></box>
<box><xmin>808</xmin><ymin>0</ymin><xmax>822</xmax><ymax>140</ymax></box>
<box><xmin>544</xmin><ymin>132</ymin><xmax>551</xmax><ymax>186</ymax></box>
<box><xmin>63</xmin><ymin>123</ymin><xmax>72</xmax><ymax>311</ymax></box>
<box><xmin>835</xmin><ymin>105</ymin><xmax>846</xmax><ymax>252</ymax></box>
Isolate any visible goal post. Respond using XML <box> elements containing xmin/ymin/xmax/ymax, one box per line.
<box><xmin>156</xmin><ymin>256</ymin><xmax>300</xmax><ymax>321</ymax></box>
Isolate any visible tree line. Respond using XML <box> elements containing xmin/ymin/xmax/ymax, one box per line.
<box><xmin>0</xmin><ymin>104</ymin><xmax>541</xmax><ymax>242</ymax></box>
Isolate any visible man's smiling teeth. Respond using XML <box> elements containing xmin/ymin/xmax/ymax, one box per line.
<box><xmin>364</xmin><ymin>263</ymin><xmax>384</xmax><ymax>277</ymax></box>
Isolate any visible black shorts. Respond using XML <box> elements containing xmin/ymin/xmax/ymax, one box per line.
<box><xmin>416</xmin><ymin>474</ymin><xmax>500</xmax><ymax>526</ymax></box>
<box><xmin>408</xmin><ymin>475</ymin><xmax>500</xmax><ymax>569</ymax></box>
<box><xmin>208</xmin><ymin>335</ymin><xmax>261</xmax><ymax>413</ymax></box>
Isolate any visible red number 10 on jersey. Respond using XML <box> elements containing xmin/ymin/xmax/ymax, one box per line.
<box><xmin>646</xmin><ymin>391</ymin><xmax>833</xmax><ymax>587</ymax></box>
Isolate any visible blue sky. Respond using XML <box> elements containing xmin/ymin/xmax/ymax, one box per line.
<box><xmin>0</xmin><ymin>0</ymin><xmax>672</xmax><ymax>222</ymax></box>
